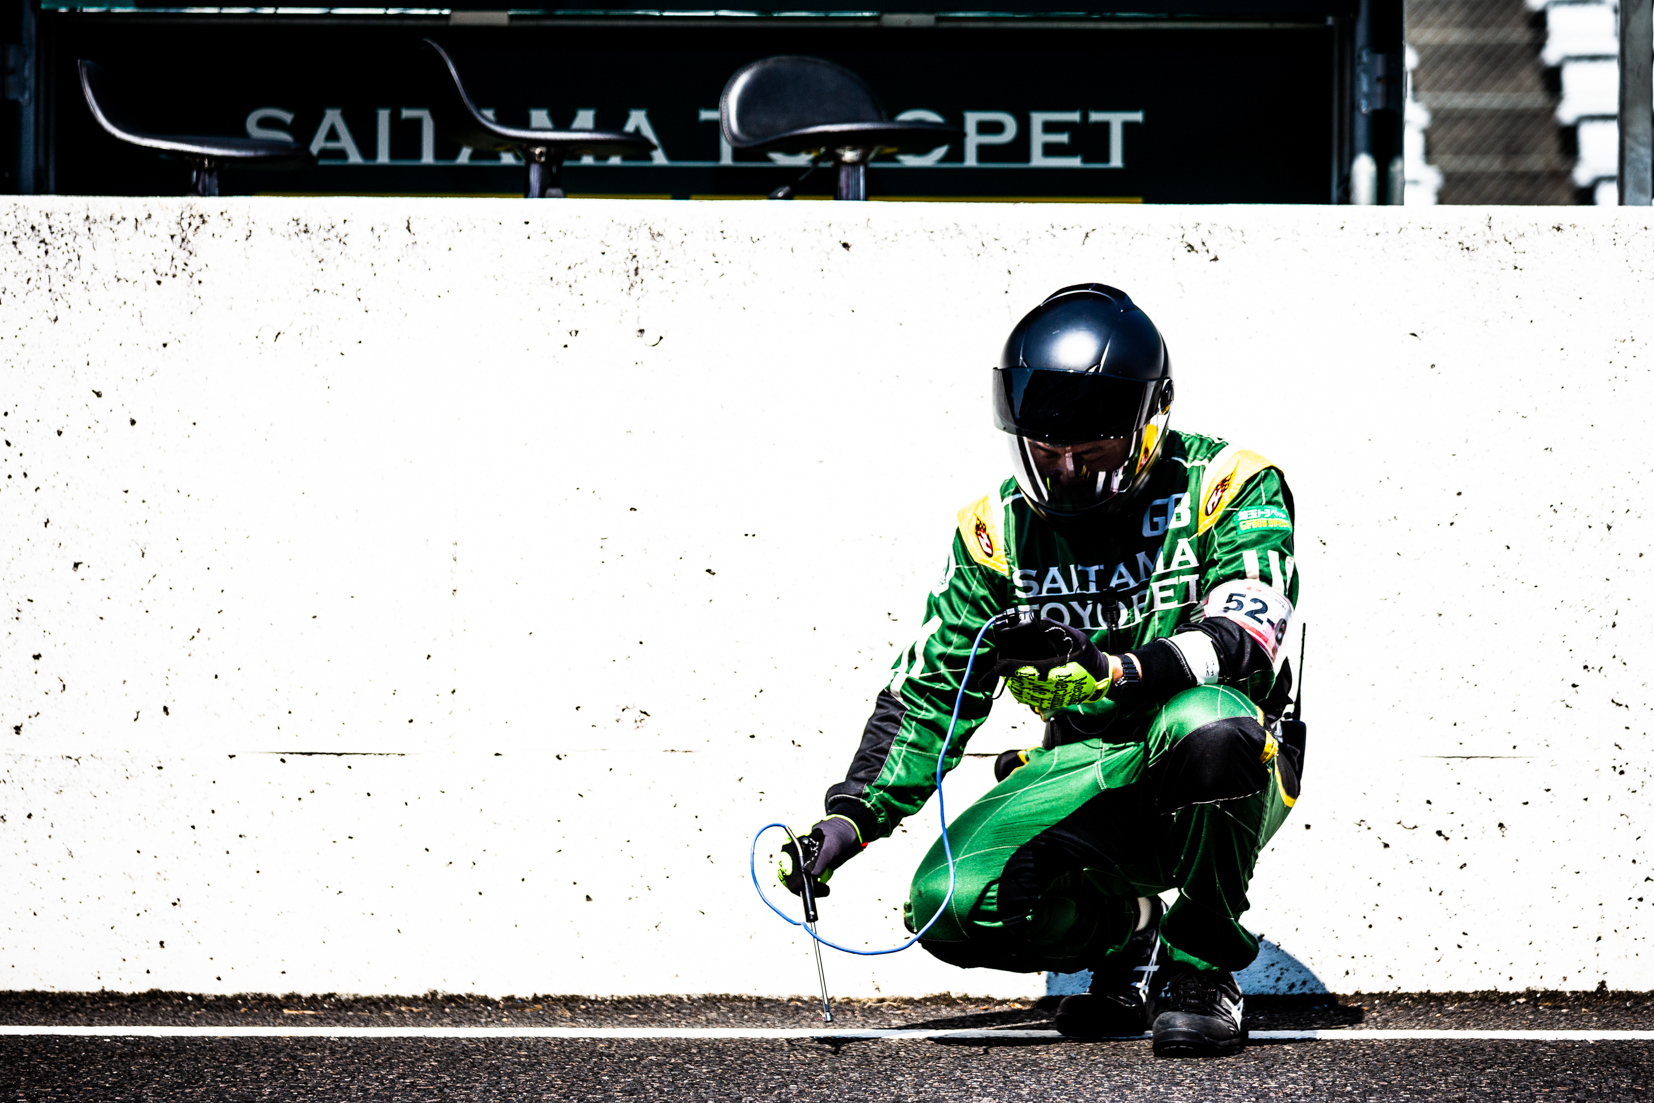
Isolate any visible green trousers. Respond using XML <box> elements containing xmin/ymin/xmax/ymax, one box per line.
<box><xmin>905</xmin><ymin>686</ymin><xmax>1298</xmax><ymax>975</ymax></box>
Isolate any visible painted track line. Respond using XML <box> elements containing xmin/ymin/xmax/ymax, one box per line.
<box><xmin>0</xmin><ymin>1026</ymin><xmax>1652</xmax><ymax>1042</ymax></box>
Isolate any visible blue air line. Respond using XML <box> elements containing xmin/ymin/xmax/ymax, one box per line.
<box><xmin>748</xmin><ymin>617</ymin><xmax>995</xmax><ymax>956</ymax></box>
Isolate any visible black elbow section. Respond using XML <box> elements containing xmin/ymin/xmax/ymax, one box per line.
<box><xmin>1189</xmin><ymin>617</ymin><xmax>1275</xmax><ymax>682</ymax></box>
<box><xmin>1110</xmin><ymin>638</ymin><xmax>1197</xmax><ymax>705</ymax></box>
<box><xmin>821</xmin><ymin>688</ymin><xmax>908</xmax><ymax>842</ymax></box>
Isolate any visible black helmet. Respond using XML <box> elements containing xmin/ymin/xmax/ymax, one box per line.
<box><xmin>992</xmin><ymin>284</ymin><xmax>1173</xmax><ymax>523</ymax></box>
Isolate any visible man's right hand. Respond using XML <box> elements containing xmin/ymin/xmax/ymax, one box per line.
<box><xmin>778</xmin><ymin>815</ymin><xmax>865</xmax><ymax>898</ymax></box>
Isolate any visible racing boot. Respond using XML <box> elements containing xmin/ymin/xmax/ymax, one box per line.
<box><xmin>1150</xmin><ymin>966</ymin><xmax>1247</xmax><ymax>1057</ymax></box>
<box><xmin>1054</xmin><ymin>896</ymin><xmax>1163</xmax><ymax>1038</ymax></box>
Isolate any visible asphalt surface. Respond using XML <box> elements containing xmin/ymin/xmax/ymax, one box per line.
<box><xmin>4</xmin><ymin>989</ymin><xmax>1651</xmax><ymax>1029</ymax></box>
<box><xmin>2</xmin><ymin>993</ymin><xmax>1651</xmax><ymax>1101</ymax></box>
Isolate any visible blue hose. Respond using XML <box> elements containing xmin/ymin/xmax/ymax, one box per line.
<box><xmin>748</xmin><ymin>617</ymin><xmax>995</xmax><ymax>956</ymax></box>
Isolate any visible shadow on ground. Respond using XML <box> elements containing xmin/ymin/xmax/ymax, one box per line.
<box><xmin>1047</xmin><ymin>937</ymin><xmax>1328</xmax><ymax>999</ymax></box>
<box><xmin>898</xmin><ymin>994</ymin><xmax>1364</xmax><ymax>1033</ymax></box>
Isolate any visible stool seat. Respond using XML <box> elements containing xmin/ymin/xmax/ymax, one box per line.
<box><xmin>746</xmin><ymin>120</ymin><xmax>964</xmax><ymax>157</ymax></box>
<box><xmin>720</xmin><ymin>55</ymin><xmax>961</xmax><ymax>199</ymax></box>
<box><xmin>84</xmin><ymin>130</ymin><xmax>313</xmax><ymax>165</ymax></box>
<box><xmin>420</xmin><ymin>39</ymin><xmax>655</xmax><ymax>196</ymax></box>
<box><xmin>78</xmin><ymin>60</ymin><xmax>313</xmax><ymax>194</ymax></box>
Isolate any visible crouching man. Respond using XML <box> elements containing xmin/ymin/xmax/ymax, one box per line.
<box><xmin>781</xmin><ymin>285</ymin><xmax>1304</xmax><ymax>1057</ymax></box>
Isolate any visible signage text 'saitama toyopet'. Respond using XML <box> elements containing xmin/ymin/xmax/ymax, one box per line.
<box><xmin>252</xmin><ymin>106</ymin><xmax>1147</xmax><ymax>171</ymax></box>
<box><xmin>48</xmin><ymin>22</ymin><xmax>1336</xmax><ymax>201</ymax></box>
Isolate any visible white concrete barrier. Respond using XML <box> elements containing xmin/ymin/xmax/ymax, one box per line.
<box><xmin>1</xmin><ymin>198</ymin><xmax>1651</xmax><ymax>998</ymax></box>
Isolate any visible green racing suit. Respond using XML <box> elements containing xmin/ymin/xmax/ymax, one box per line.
<box><xmin>823</xmin><ymin>429</ymin><xmax>1302</xmax><ymax>974</ymax></box>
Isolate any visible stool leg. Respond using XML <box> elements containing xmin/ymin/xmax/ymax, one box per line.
<box><xmin>190</xmin><ymin>163</ymin><xmax>219</xmax><ymax>197</ymax></box>
<box><xmin>526</xmin><ymin>154</ymin><xmax>566</xmax><ymax>198</ymax></box>
<box><xmin>835</xmin><ymin>161</ymin><xmax>865</xmax><ymax>201</ymax></box>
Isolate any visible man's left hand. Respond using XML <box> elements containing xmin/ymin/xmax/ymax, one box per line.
<box><xmin>778</xmin><ymin>815</ymin><xmax>865</xmax><ymax>898</ymax></box>
<box><xmin>990</xmin><ymin>615</ymin><xmax>1116</xmax><ymax>716</ymax></box>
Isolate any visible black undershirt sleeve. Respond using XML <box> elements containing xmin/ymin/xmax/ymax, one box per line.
<box><xmin>1109</xmin><ymin>637</ymin><xmax>1196</xmax><ymax>706</ymax></box>
<box><xmin>1110</xmin><ymin>617</ymin><xmax>1277</xmax><ymax>706</ymax></box>
<box><xmin>823</xmin><ymin>689</ymin><xmax>906</xmax><ymax>840</ymax></box>
<box><xmin>1188</xmin><ymin>616</ymin><xmax>1277</xmax><ymax>683</ymax></box>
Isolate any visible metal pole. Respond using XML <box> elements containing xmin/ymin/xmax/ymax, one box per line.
<box><xmin>1621</xmin><ymin>0</ymin><xmax>1653</xmax><ymax>205</ymax></box>
<box><xmin>835</xmin><ymin>159</ymin><xmax>865</xmax><ymax>201</ymax></box>
<box><xmin>1348</xmin><ymin>0</ymin><xmax>1403</xmax><ymax>203</ymax></box>
<box><xmin>1381</xmin><ymin>0</ymin><xmax>1406</xmax><ymax>204</ymax></box>
<box><xmin>13</xmin><ymin>0</ymin><xmax>36</xmax><ymax>193</ymax></box>
<box><xmin>190</xmin><ymin>164</ymin><xmax>219</xmax><ymax>197</ymax></box>
<box><xmin>525</xmin><ymin>154</ymin><xmax>565</xmax><ymax>199</ymax></box>
<box><xmin>1350</xmin><ymin>0</ymin><xmax>1377</xmax><ymax>204</ymax></box>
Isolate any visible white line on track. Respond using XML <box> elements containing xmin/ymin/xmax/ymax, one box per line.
<box><xmin>1</xmin><ymin>1026</ymin><xmax>1651</xmax><ymax>1042</ymax></box>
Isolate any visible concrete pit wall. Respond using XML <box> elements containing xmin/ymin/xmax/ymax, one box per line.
<box><xmin>1</xmin><ymin>198</ymin><xmax>1651</xmax><ymax>997</ymax></box>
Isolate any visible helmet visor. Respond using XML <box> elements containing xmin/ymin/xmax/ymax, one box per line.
<box><xmin>993</xmin><ymin>367</ymin><xmax>1154</xmax><ymax>443</ymax></box>
<box><xmin>1007</xmin><ymin>434</ymin><xmax>1136</xmax><ymax>517</ymax></box>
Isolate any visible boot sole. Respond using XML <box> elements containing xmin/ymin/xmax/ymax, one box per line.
<box><xmin>1151</xmin><ymin>1026</ymin><xmax>1247</xmax><ymax>1057</ymax></box>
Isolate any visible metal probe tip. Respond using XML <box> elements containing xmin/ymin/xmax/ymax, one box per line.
<box><xmin>808</xmin><ymin>922</ymin><xmax>833</xmax><ymax>1023</ymax></box>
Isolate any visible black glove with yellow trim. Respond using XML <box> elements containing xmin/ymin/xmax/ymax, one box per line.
<box><xmin>993</xmin><ymin>747</ymin><xmax>1039</xmax><ymax>782</ymax></box>
<box><xmin>778</xmin><ymin>815</ymin><xmax>865</xmax><ymax>899</ymax></box>
<box><xmin>989</xmin><ymin>612</ymin><xmax>1115</xmax><ymax>718</ymax></box>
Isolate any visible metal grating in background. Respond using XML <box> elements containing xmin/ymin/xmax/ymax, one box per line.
<box><xmin>1408</xmin><ymin>0</ymin><xmax>1579</xmax><ymax>203</ymax></box>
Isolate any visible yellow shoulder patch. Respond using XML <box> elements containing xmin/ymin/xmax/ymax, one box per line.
<box><xmin>956</xmin><ymin>492</ymin><xmax>1010</xmax><ymax>577</ymax></box>
<box><xmin>1196</xmin><ymin>445</ymin><xmax>1281</xmax><ymax>535</ymax></box>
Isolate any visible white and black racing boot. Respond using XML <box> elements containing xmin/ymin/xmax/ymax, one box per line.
<box><xmin>1054</xmin><ymin>896</ymin><xmax>1164</xmax><ymax>1039</ymax></box>
<box><xmin>1149</xmin><ymin>967</ymin><xmax>1247</xmax><ymax>1056</ymax></box>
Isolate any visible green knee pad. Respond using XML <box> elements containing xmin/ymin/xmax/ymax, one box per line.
<box><xmin>1146</xmin><ymin>685</ymin><xmax>1264</xmax><ymax>747</ymax></box>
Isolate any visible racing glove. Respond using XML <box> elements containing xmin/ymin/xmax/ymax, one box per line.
<box><xmin>989</xmin><ymin>612</ymin><xmax>1119</xmax><ymax>717</ymax></box>
<box><xmin>778</xmin><ymin>815</ymin><xmax>865</xmax><ymax>899</ymax></box>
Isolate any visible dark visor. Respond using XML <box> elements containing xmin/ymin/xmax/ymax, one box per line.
<box><xmin>992</xmin><ymin>368</ymin><xmax>1153</xmax><ymax>442</ymax></box>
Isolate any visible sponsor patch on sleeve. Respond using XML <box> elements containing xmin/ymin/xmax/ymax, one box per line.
<box><xmin>956</xmin><ymin>493</ymin><xmax>1009</xmax><ymax>577</ymax></box>
<box><xmin>1195</xmin><ymin>445</ymin><xmax>1281</xmax><ymax>535</ymax></box>
<box><xmin>1202</xmin><ymin>578</ymin><xmax>1293</xmax><ymax>660</ymax></box>
<box><xmin>1235</xmin><ymin>505</ymin><xmax>1292</xmax><ymax>534</ymax></box>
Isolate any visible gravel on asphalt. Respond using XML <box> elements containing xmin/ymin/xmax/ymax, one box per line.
<box><xmin>1</xmin><ymin>1034</ymin><xmax>1651</xmax><ymax>1102</ymax></box>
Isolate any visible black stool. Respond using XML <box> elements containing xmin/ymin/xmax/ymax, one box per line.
<box><xmin>78</xmin><ymin>60</ymin><xmax>314</xmax><ymax>196</ymax></box>
<box><xmin>421</xmin><ymin>39</ymin><xmax>655</xmax><ymax>198</ymax></box>
<box><xmin>719</xmin><ymin>56</ymin><xmax>962</xmax><ymax>200</ymax></box>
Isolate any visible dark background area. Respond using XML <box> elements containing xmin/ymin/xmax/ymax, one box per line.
<box><xmin>38</xmin><ymin>19</ymin><xmax>1336</xmax><ymax>201</ymax></box>
<box><xmin>0</xmin><ymin>0</ymin><xmax>1388</xmax><ymax>202</ymax></box>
